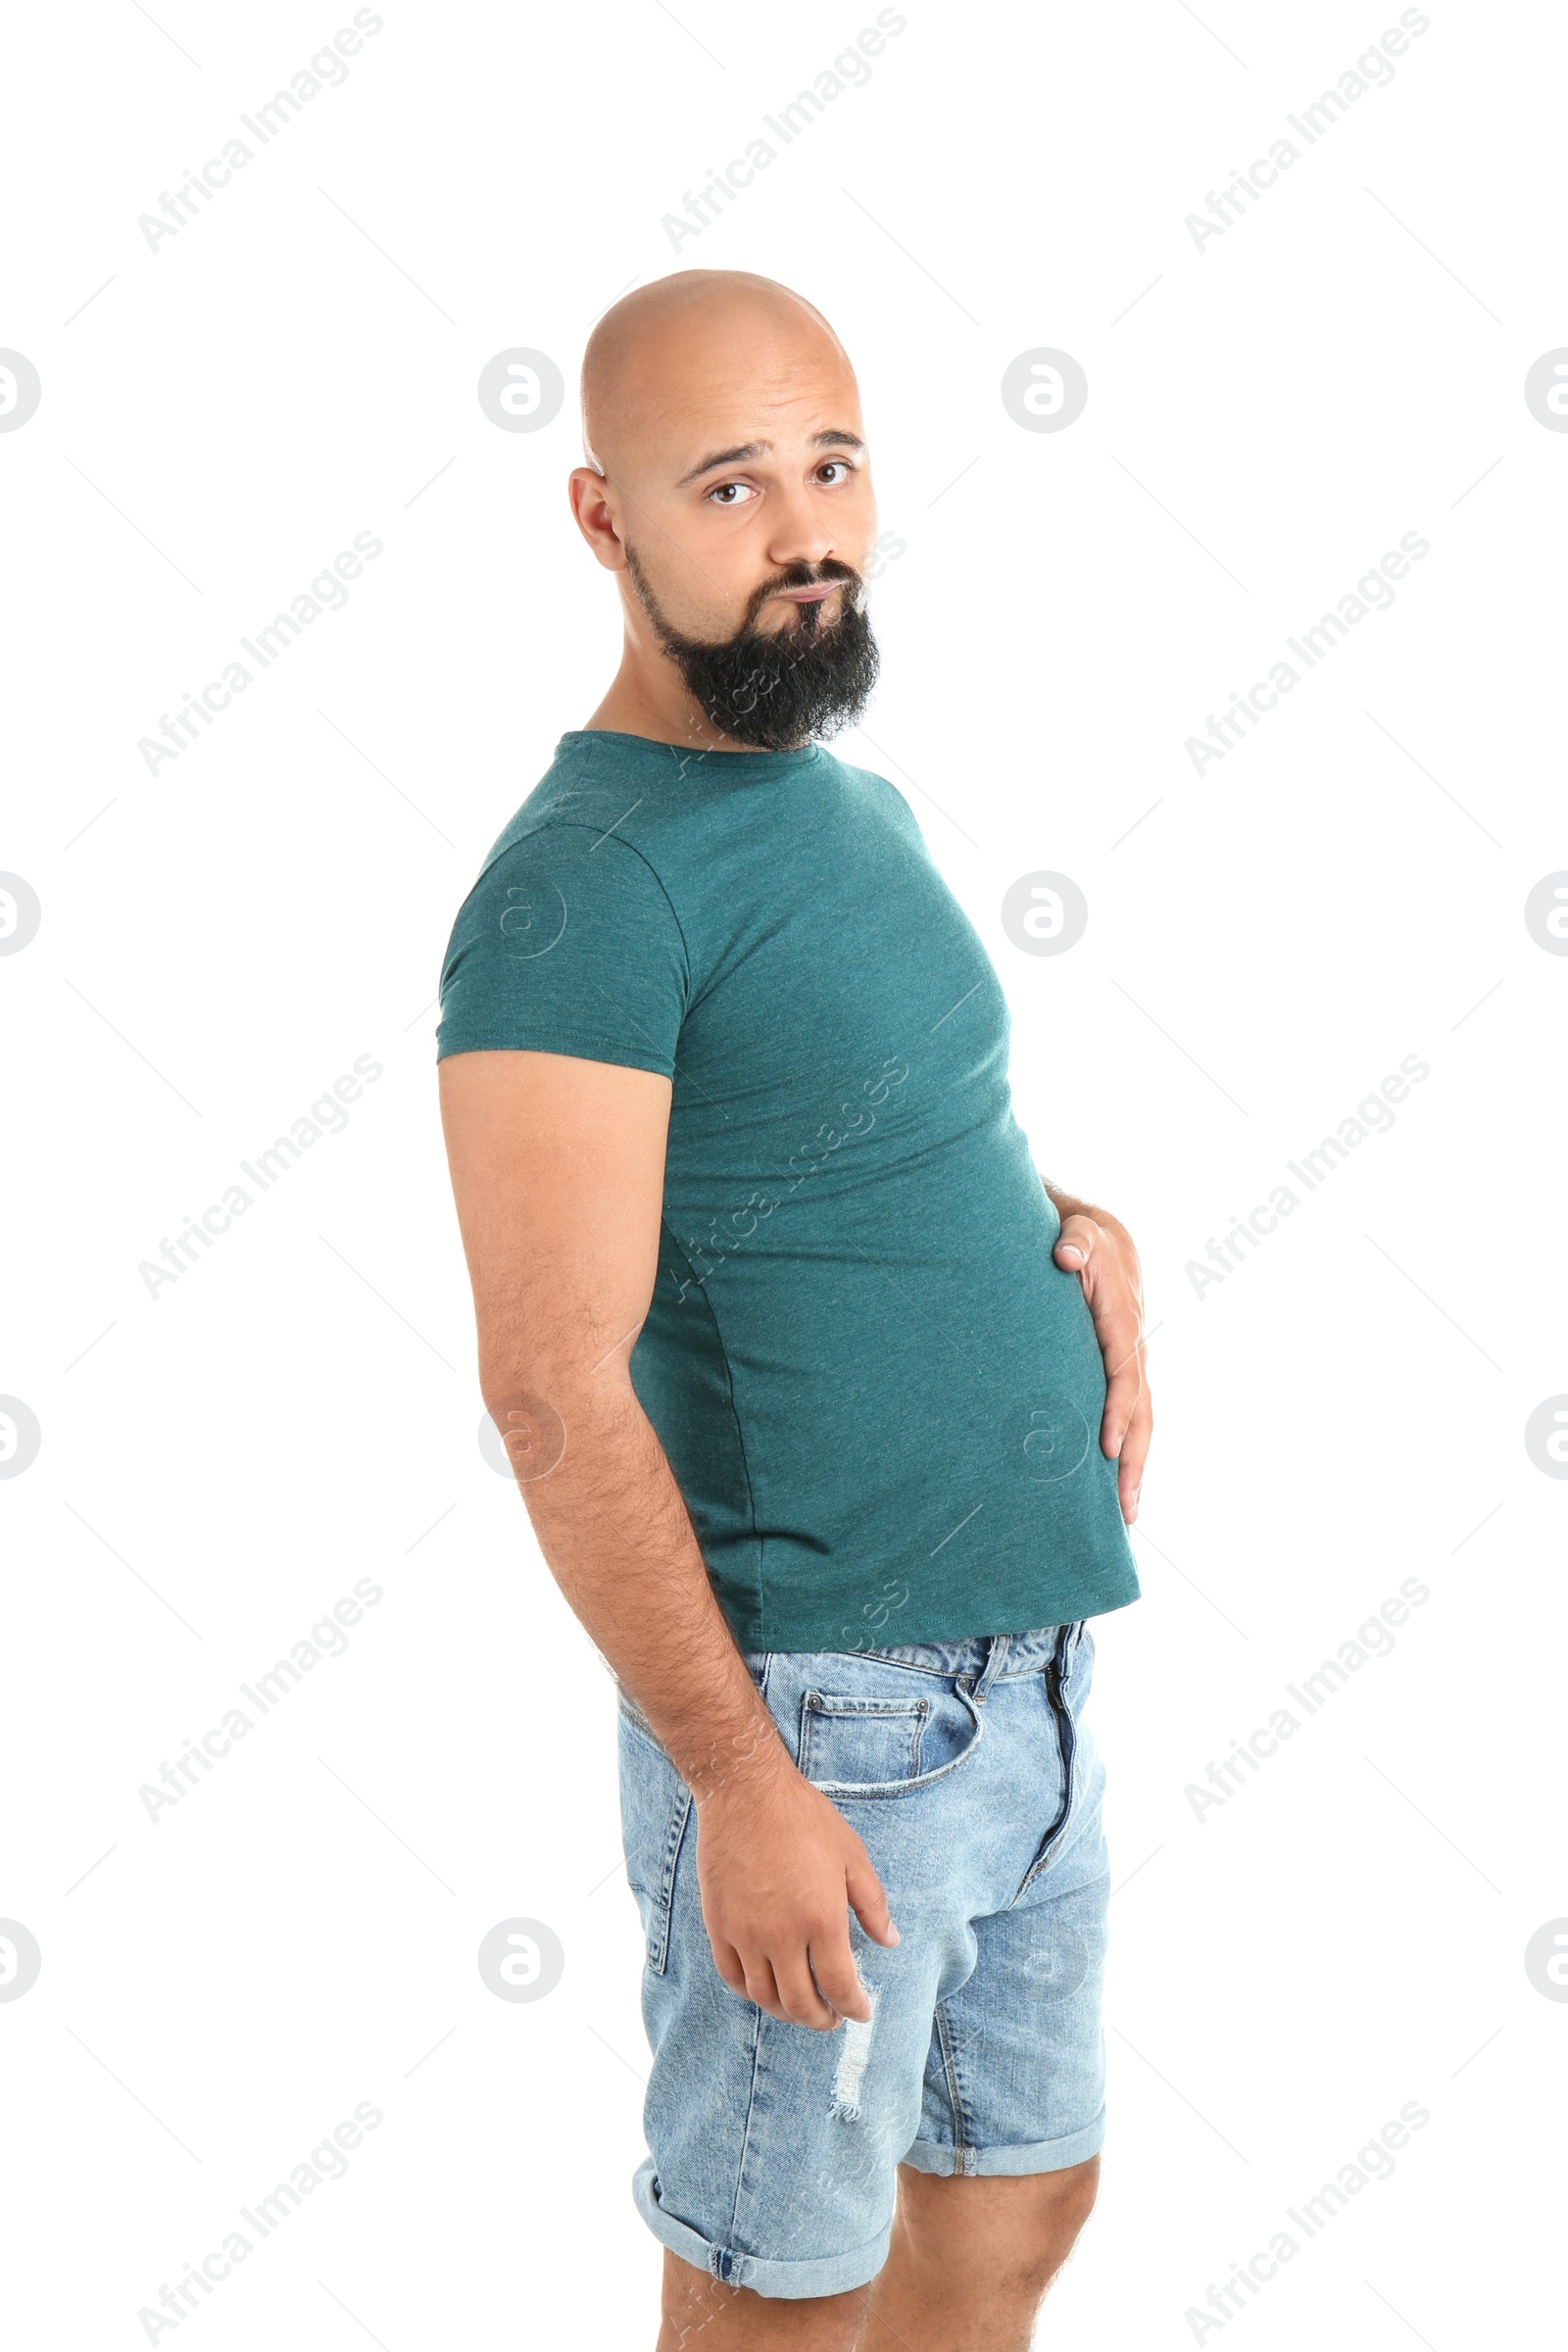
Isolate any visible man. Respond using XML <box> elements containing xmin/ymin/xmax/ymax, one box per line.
<box><xmin>437</xmin><ymin>270</ymin><xmax>1151</xmax><ymax>2351</ymax></box>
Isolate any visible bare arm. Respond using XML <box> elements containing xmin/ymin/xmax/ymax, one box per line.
<box><xmin>439</xmin><ymin>1049</ymin><xmax>896</xmax><ymax>2028</ymax></box>
<box><xmin>1045</xmin><ymin>1180</ymin><xmax>1152</xmax><ymax>1524</ymax></box>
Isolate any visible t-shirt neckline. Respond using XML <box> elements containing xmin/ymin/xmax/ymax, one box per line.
<box><xmin>556</xmin><ymin>728</ymin><xmax>826</xmax><ymax>778</ymax></box>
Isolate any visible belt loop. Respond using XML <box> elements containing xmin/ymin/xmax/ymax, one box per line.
<box><xmin>972</xmin><ymin>1634</ymin><xmax>1009</xmax><ymax>1702</ymax></box>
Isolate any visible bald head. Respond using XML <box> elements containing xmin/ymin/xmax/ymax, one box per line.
<box><xmin>566</xmin><ymin>268</ymin><xmax>877</xmax><ymax>750</ymax></box>
<box><xmin>581</xmin><ymin>270</ymin><xmax>851</xmax><ymax>478</ymax></box>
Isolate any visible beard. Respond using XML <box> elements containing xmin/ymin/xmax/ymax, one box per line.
<box><xmin>624</xmin><ymin>547</ymin><xmax>880</xmax><ymax>752</ymax></box>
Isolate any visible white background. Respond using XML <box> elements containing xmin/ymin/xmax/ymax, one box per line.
<box><xmin>3</xmin><ymin>0</ymin><xmax>1565</xmax><ymax>2343</ymax></box>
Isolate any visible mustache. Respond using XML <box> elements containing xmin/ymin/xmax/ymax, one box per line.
<box><xmin>743</xmin><ymin>560</ymin><xmax>864</xmax><ymax>631</ymax></box>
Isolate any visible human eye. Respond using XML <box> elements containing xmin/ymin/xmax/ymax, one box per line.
<box><xmin>815</xmin><ymin>459</ymin><xmax>857</xmax><ymax>485</ymax></box>
<box><xmin>705</xmin><ymin>479</ymin><xmax>759</xmax><ymax>507</ymax></box>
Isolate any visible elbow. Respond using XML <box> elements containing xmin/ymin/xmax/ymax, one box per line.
<box><xmin>480</xmin><ymin>1379</ymin><xmax>571</xmax><ymax>1485</ymax></box>
<box><xmin>478</xmin><ymin>1340</ymin><xmax>642</xmax><ymax>1482</ymax></box>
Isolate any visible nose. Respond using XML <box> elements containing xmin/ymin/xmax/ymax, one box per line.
<box><xmin>763</xmin><ymin>480</ymin><xmax>837</xmax><ymax>573</ymax></box>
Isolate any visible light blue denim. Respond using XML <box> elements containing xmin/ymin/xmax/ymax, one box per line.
<box><xmin>616</xmin><ymin>1622</ymin><xmax>1108</xmax><ymax>2300</ymax></box>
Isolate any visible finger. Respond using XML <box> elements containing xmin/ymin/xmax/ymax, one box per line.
<box><xmin>709</xmin><ymin>1935</ymin><xmax>748</xmax><ymax>2001</ymax></box>
<box><xmin>770</xmin><ymin>1944</ymin><xmax>839</xmax><ymax>2032</ymax></box>
<box><xmin>808</xmin><ymin>1920</ymin><xmax>872</xmax><ymax>2025</ymax></box>
<box><xmin>737</xmin><ymin>1951</ymin><xmax>787</xmax><ymax>2021</ymax></box>
<box><xmin>845</xmin><ymin>1851</ymin><xmax>900</xmax><ymax>1951</ymax></box>
<box><xmin>1117</xmin><ymin>1389</ymin><xmax>1153</xmax><ymax>1521</ymax></box>
<box><xmin>1054</xmin><ymin>1213</ymin><xmax>1099</xmax><ymax>1271</ymax></box>
<box><xmin>1101</xmin><ymin>1321</ymin><xmax>1147</xmax><ymax>1456</ymax></box>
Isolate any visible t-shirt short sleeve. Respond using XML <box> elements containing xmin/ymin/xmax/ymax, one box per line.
<box><xmin>436</xmin><ymin>824</ymin><xmax>689</xmax><ymax>1076</ymax></box>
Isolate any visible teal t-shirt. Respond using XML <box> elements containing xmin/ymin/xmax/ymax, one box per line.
<box><xmin>438</xmin><ymin>729</ymin><xmax>1140</xmax><ymax>1652</ymax></box>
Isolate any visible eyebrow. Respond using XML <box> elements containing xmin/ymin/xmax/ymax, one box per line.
<box><xmin>675</xmin><ymin>428</ymin><xmax>865</xmax><ymax>487</ymax></box>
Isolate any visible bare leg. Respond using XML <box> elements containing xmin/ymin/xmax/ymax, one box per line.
<box><xmin>858</xmin><ymin>2156</ymin><xmax>1100</xmax><ymax>2351</ymax></box>
<box><xmin>657</xmin><ymin>2251</ymin><xmax>867</xmax><ymax>2352</ymax></box>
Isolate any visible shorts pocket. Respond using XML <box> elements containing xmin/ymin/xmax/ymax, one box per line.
<box><xmin>617</xmin><ymin>1702</ymin><xmax>693</xmax><ymax>1977</ymax></box>
<box><xmin>796</xmin><ymin>1679</ymin><xmax>984</xmax><ymax>1799</ymax></box>
<box><xmin>800</xmin><ymin>1692</ymin><xmax>929</xmax><ymax>1787</ymax></box>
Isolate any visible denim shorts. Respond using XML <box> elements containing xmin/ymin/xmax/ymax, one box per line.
<box><xmin>615</xmin><ymin>1622</ymin><xmax>1108</xmax><ymax>2301</ymax></box>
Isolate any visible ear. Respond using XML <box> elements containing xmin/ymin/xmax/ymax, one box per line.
<box><xmin>568</xmin><ymin>466</ymin><xmax>628</xmax><ymax>573</ymax></box>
